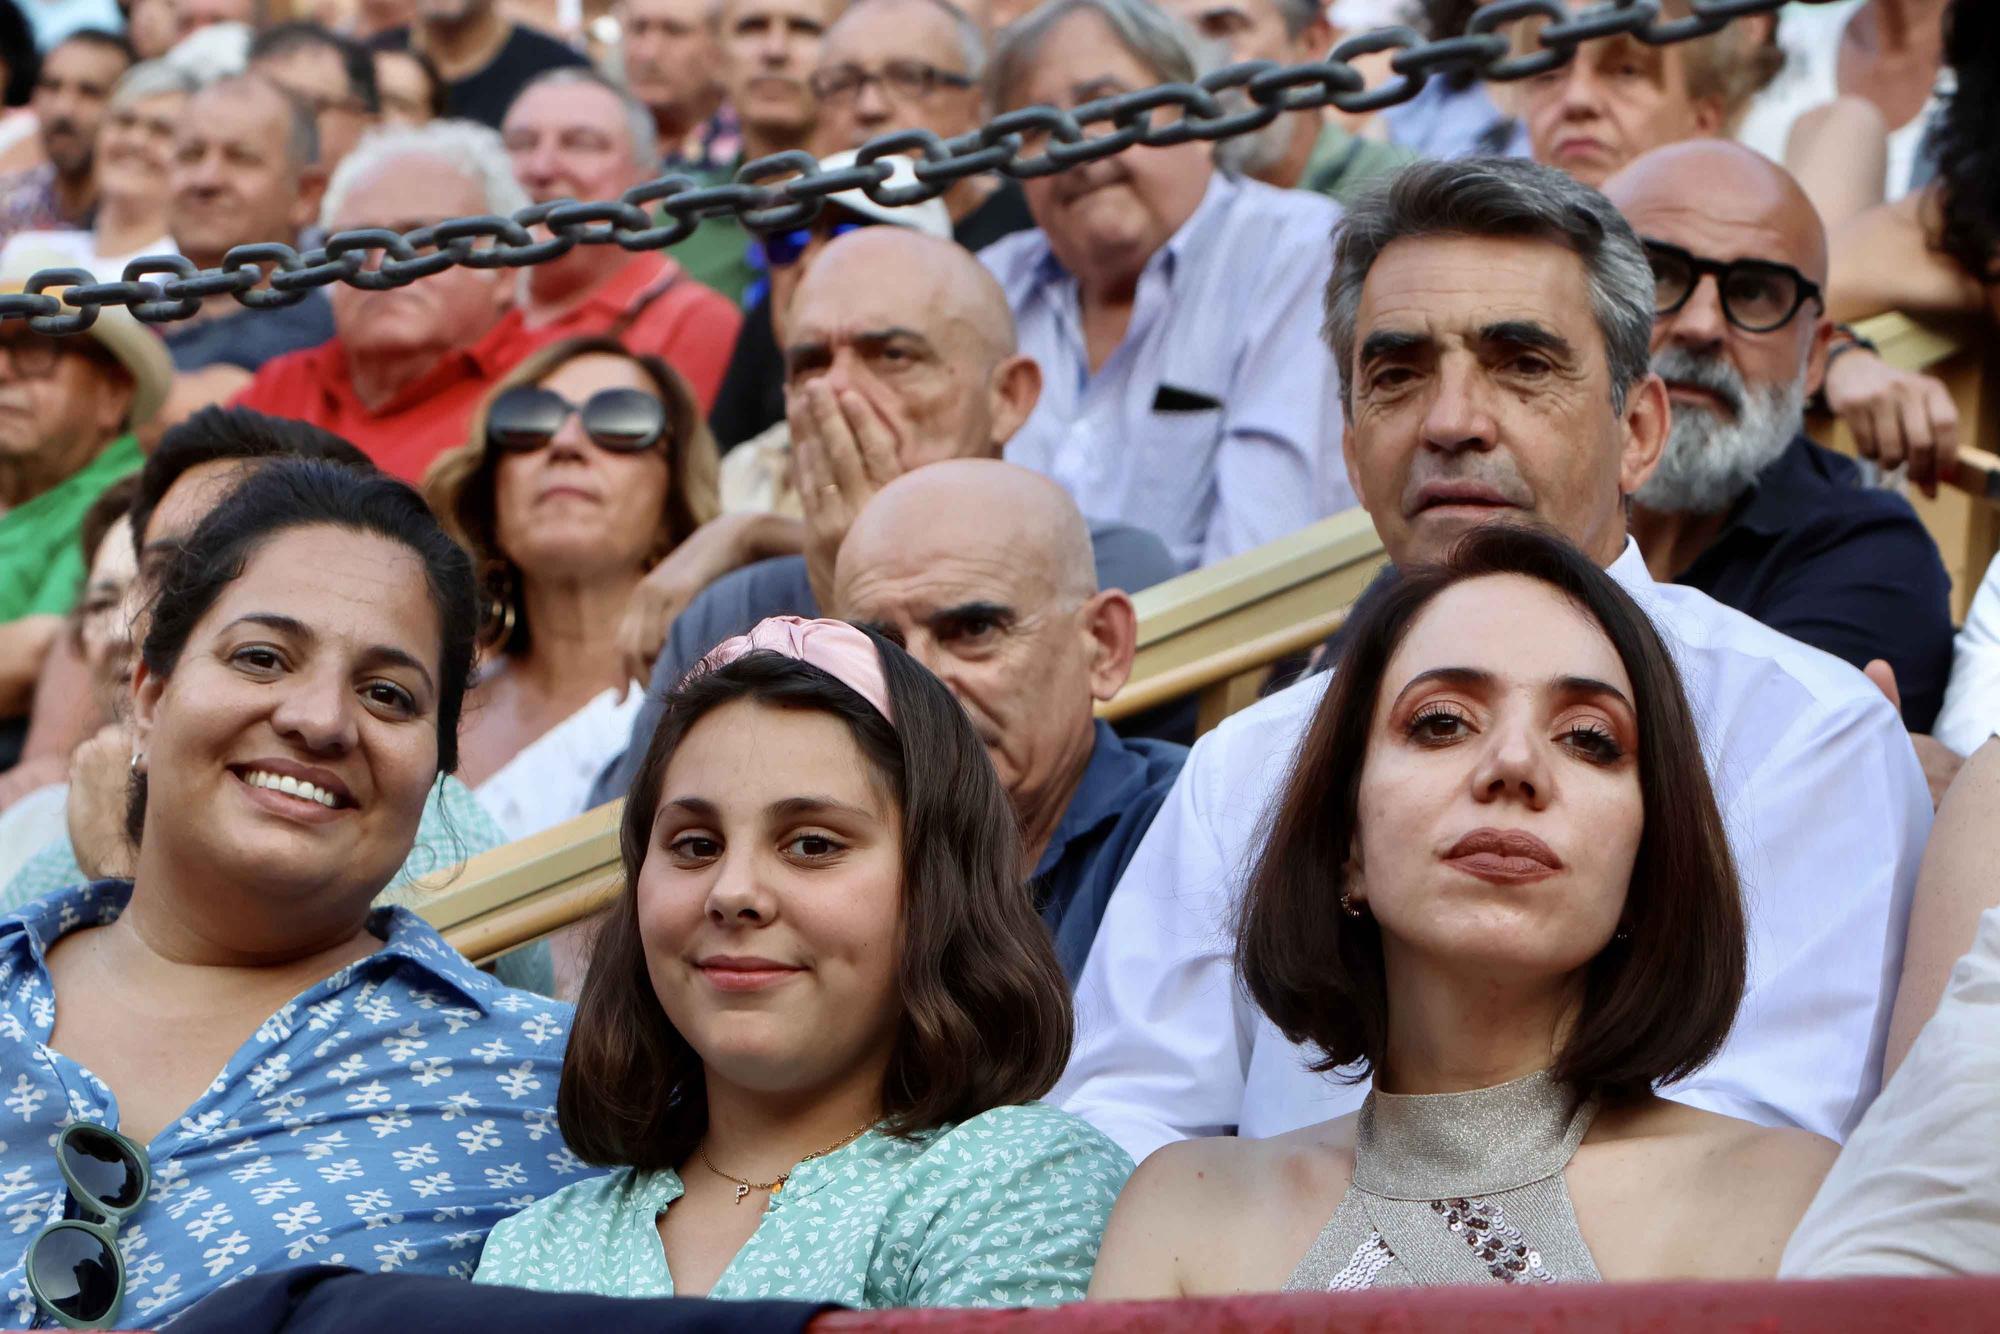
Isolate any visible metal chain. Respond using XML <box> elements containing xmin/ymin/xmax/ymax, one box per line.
<box><xmin>3</xmin><ymin>0</ymin><xmax>1812</xmax><ymax>336</ymax></box>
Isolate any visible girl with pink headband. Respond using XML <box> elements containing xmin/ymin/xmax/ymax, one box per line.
<box><xmin>476</xmin><ymin>616</ymin><xmax>1133</xmax><ymax>1307</ymax></box>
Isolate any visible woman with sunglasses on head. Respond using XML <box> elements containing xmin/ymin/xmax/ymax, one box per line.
<box><xmin>426</xmin><ymin>335</ymin><xmax>722</xmax><ymax>845</ymax></box>
<box><xmin>1088</xmin><ymin>525</ymin><xmax>1838</xmax><ymax>1298</ymax></box>
<box><xmin>0</xmin><ymin>460</ymin><xmax>585</xmax><ymax>1330</ymax></box>
<box><xmin>473</xmin><ymin>616</ymin><xmax>1132</xmax><ymax>1306</ymax></box>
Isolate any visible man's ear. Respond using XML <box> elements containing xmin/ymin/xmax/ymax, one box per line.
<box><xmin>290</xmin><ymin>164</ymin><xmax>328</xmax><ymax>235</ymax></box>
<box><xmin>986</xmin><ymin>354</ymin><xmax>1042</xmax><ymax>451</ymax></box>
<box><xmin>94</xmin><ymin>367</ymin><xmax>137</xmax><ymax>440</ymax></box>
<box><xmin>1292</xmin><ymin>12</ymin><xmax>1335</xmax><ymax>64</ymax></box>
<box><xmin>1618</xmin><ymin>371</ymin><xmax>1670</xmax><ymax>498</ymax></box>
<box><xmin>1690</xmin><ymin>94</ymin><xmax>1728</xmax><ymax>137</ymax></box>
<box><xmin>1802</xmin><ymin>314</ymin><xmax>1836</xmax><ymax>399</ymax></box>
<box><xmin>1079</xmin><ymin>588</ymin><xmax>1139</xmax><ymax>703</ymax></box>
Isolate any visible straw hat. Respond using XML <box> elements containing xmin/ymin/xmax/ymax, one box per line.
<box><xmin>0</xmin><ymin>248</ymin><xmax>176</xmax><ymax>430</ymax></box>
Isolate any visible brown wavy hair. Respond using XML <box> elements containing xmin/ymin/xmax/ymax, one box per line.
<box><xmin>423</xmin><ymin>335</ymin><xmax>721</xmax><ymax>656</ymax></box>
<box><xmin>558</xmin><ymin>626</ymin><xmax>1073</xmax><ymax>1170</ymax></box>
<box><xmin>1238</xmin><ymin>523</ymin><xmax>1744</xmax><ymax>1102</ymax></box>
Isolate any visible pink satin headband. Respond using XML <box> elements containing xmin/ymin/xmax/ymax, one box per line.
<box><xmin>692</xmin><ymin>616</ymin><xmax>896</xmax><ymax>725</ymax></box>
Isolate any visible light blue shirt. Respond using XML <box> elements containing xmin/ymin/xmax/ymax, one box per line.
<box><xmin>1381</xmin><ymin>79</ymin><xmax>1532</xmax><ymax>160</ymax></box>
<box><xmin>0</xmin><ymin>880</ymin><xmax>595</xmax><ymax>1328</ymax></box>
<box><xmin>981</xmin><ymin>173</ymin><xmax>1354</xmax><ymax>572</ymax></box>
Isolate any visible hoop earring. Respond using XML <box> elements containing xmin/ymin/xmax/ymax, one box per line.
<box><xmin>478</xmin><ymin>560</ymin><xmax>520</xmax><ymax>651</ymax></box>
<box><xmin>1340</xmin><ymin>892</ymin><xmax>1367</xmax><ymax>920</ymax></box>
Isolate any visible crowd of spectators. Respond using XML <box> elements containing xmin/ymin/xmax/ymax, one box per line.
<box><xmin>0</xmin><ymin>0</ymin><xmax>1996</xmax><ymax>1324</ymax></box>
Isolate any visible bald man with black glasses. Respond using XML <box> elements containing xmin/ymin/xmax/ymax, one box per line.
<box><xmin>1609</xmin><ymin>140</ymin><xmax>1953</xmax><ymax>743</ymax></box>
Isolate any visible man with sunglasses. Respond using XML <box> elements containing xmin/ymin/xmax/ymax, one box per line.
<box><xmin>1606</xmin><ymin>140</ymin><xmax>1952</xmax><ymax>737</ymax></box>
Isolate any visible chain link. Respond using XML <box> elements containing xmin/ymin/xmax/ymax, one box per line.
<box><xmin>0</xmin><ymin>0</ymin><xmax>1814</xmax><ymax>334</ymax></box>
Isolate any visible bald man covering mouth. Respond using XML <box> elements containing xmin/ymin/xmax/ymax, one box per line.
<box><xmin>589</xmin><ymin>229</ymin><xmax>1179</xmax><ymax>807</ymax></box>
<box><xmin>833</xmin><ymin>460</ymin><xmax>1187</xmax><ymax>982</ymax></box>
<box><xmin>1607</xmin><ymin>140</ymin><xmax>1952</xmax><ymax>734</ymax></box>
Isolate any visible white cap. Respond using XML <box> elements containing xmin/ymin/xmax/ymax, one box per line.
<box><xmin>814</xmin><ymin>149</ymin><xmax>954</xmax><ymax>239</ymax></box>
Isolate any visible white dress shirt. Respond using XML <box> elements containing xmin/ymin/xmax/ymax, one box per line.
<box><xmin>1781</xmin><ymin>904</ymin><xmax>2000</xmax><ymax>1276</ymax></box>
<box><xmin>1933</xmin><ymin>552</ymin><xmax>2000</xmax><ymax>757</ymax></box>
<box><xmin>474</xmin><ymin>684</ymin><xmax>642</xmax><ymax>841</ymax></box>
<box><xmin>980</xmin><ymin>173</ymin><xmax>1354</xmax><ymax>572</ymax></box>
<box><xmin>1057</xmin><ymin>539</ymin><xmax>1930</xmax><ymax>1161</ymax></box>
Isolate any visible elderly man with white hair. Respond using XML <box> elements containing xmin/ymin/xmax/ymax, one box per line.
<box><xmin>981</xmin><ymin>0</ymin><xmax>1352</xmax><ymax>572</ymax></box>
<box><xmin>498</xmin><ymin>67</ymin><xmax>742</xmax><ymax>408</ymax></box>
<box><xmin>233</xmin><ymin>120</ymin><xmax>528</xmax><ymax>483</ymax></box>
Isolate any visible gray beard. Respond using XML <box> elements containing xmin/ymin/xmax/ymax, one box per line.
<box><xmin>1636</xmin><ymin>358</ymin><xmax>1804</xmax><ymax>516</ymax></box>
<box><xmin>1214</xmin><ymin>112</ymin><xmax>1296</xmax><ymax>179</ymax></box>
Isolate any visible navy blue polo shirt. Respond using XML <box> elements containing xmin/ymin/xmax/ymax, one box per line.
<box><xmin>1673</xmin><ymin>434</ymin><xmax>1953</xmax><ymax>731</ymax></box>
<box><xmin>1032</xmin><ymin>720</ymin><xmax>1187</xmax><ymax>984</ymax></box>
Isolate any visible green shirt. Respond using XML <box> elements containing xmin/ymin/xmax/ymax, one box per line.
<box><xmin>473</xmin><ymin>1102</ymin><xmax>1133</xmax><ymax>1307</ymax></box>
<box><xmin>666</xmin><ymin>159</ymin><xmax>757</xmax><ymax>308</ymax></box>
<box><xmin>1300</xmin><ymin>121</ymin><xmax>1421</xmax><ymax>208</ymax></box>
<box><xmin>0</xmin><ymin>433</ymin><xmax>142</xmax><ymax>622</ymax></box>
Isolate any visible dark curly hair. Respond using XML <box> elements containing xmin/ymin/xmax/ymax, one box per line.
<box><xmin>1932</xmin><ymin>0</ymin><xmax>2000</xmax><ymax>282</ymax></box>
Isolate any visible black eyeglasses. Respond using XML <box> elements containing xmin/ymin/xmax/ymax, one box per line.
<box><xmin>27</xmin><ymin>1122</ymin><xmax>152</xmax><ymax>1330</ymax></box>
<box><xmin>1642</xmin><ymin>238</ymin><xmax>1823</xmax><ymax>334</ymax></box>
<box><xmin>808</xmin><ymin>59</ymin><xmax>974</xmax><ymax>102</ymax></box>
<box><xmin>487</xmin><ymin>386</ymin><xmax>669</xmax><ymax>454</ymax></box>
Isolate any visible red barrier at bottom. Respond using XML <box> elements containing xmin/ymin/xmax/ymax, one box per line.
<box><xmin>815</xmin><ymin>1277</ymin><xmax>2000</xmax><ymax>1332</ymax></box>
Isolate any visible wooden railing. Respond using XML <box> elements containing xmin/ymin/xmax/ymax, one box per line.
<box><xmin>423</xmin><ymin>507</ymin><xmax>1389</xmax><ymax>961</ymax></box>
<box><xmin>426</xmin><ymin>311</ymin><xmax>2000</xmax><ymax>964</ymax></box>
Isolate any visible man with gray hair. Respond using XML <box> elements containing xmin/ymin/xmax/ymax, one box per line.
<box><xmin>812</xmin><ymin>0</ymin><xmax>1031</xmax><ymax>248</ymax></box>
<box><xmin>982</xmin><ymin>0</ymin><xmax>1352</xmax><ymax>571</ymax></box>
<box><xmin>234</xmin><ymin>121</ymin><xmax>527</xmax><ymax>482</ymax></box>
<box><xmin>1058</xmin><ymin>156</ymin><xmax>1929</xmax><ymax>1161</ymax></box>
<box><xmin>1605</xmin><ymin>140</ymin><xmax>1951</xmax><ymax>736</ymax></box>
<box><xmin>1161</xmin><ymin>0</ymin><xmax>1414</xmax><ymax>206</ymax></box>
<box><xmin>497</xmin><ymin>68</ymin><xmax>743</xmax><ymax>407</ymax></box>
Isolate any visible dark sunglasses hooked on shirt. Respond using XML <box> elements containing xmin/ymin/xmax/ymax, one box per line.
<box><xmin>1641</xmin><ymin>238</ymin><xmax>1824</xmax><ymax>334</ymax></box>
<box><xmin>486</xmin><ymin>386</ymin><xmax>669</xmax><ymax>455</ymax></box>
<box><xmin>27</xmin><ymin>1121</ymin><xmax>151</xmax><ymax>1330</ymax></box>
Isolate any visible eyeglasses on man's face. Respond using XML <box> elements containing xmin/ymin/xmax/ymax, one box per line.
<box><xmin>808</xmin><ymin>59</ymin><xmax>974</xmax><ymax>102</ymax></box>
<box><xmin>1641</xmin><ymin>238</ymin><xmax>1824</xmax><ymax>335</ymax></box>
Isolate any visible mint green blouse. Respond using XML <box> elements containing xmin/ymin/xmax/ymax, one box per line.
<box><xmin>472</xmin><ymin>1102</ymin><xmax>1133</xmax><ymax>1307</ymax></box>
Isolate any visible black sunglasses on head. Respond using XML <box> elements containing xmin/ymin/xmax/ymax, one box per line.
<box><xmin>1641</xmin><ymin>238</ymin><xmax>1824</xmax><ymax>334</ymax></box>
<box><xmin>486</xmin><ymin>386</ymin><xmax>669</xmax><ymax>455</ymax></box>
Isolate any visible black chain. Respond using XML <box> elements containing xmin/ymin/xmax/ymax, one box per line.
<box><xmin>3</xmin><ymin>0</ymin><xmax>1812</xmax><ymax>336</ymax></box>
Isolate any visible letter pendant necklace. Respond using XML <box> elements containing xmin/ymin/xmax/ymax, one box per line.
<box><xmin>696</xmin><ymin>1123</ymin><xmax>872</xmax><ymax>1205</ymax></box>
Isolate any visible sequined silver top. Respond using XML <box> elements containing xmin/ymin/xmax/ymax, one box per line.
<box><xmin>1283</xmin><ymin>1069</ymin><xmax>1601</xmax><ymax>1290</ymax></box>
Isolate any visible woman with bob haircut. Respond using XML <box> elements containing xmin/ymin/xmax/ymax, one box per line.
<box><xmin>1089</xmin><ymin>524</ymin><xmax>1837</xmax><ymax>1296</ymax></box>
<box><xmin>0</xmin><ymin>460</ymin><xmax>583</xmax><ymax>1329</ymax></box>
<box><xmin>474</xmin><ymin>616</ymin><xmax>1133</xmax><ymax>1305</ymax></box>
<box><xmin>425</xmin><ymin>335</ymin><xmax>722</xmax><ymax>844</ymax></box>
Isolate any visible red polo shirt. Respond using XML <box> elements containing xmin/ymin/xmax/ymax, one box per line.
<box><xmin>233</xmin><ymin>319</ymin><xmax>520</xmax><ymax>485</ymax></box>
<box><xmin>234</xmin><ymin>254</ymin><xmax>739</xmax><ymax>485</ymax></box>
<box><xmin>490</xmin><ymin>252</ymin><xmax>740</xmax><ymax>408</ymax></box>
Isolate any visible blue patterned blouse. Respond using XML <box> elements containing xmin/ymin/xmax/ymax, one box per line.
<box><xmin>0</xmin><ymin>880</ymin><xmax>597</xmax><ymax>1328</ymax></box>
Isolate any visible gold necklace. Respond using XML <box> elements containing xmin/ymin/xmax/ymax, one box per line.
<box><xmin>696</xmin><ymin>1123</ymin><xmax>873</xmax><ymax>1205</ymax></box>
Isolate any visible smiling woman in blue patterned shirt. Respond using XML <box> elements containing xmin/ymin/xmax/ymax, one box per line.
<box><xmin>473</xmin><ymin>617</ymin><xmax>1133</xmax><ymax>1305</ymax></box>
<box><xmin>0</xmin><ymin>460</ymin><xmax>591</xmax><ymax>1329</ymax></box>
